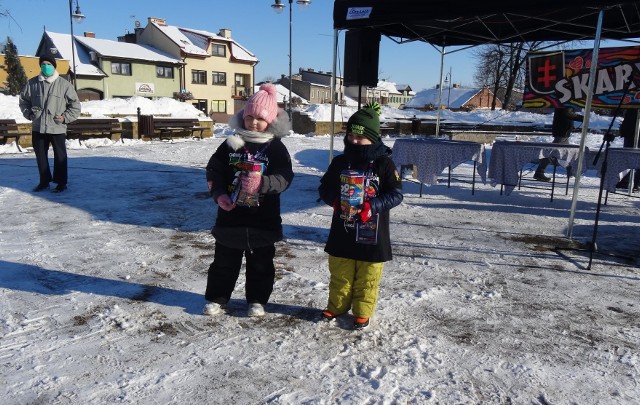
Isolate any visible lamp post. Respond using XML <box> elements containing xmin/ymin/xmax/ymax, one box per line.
<box><xmin>68</xmin><ymin>0</ymin><xmax>85</xmax><ymax>91</ymax></box>
<box><xmin>444</xmin><ymin>67</ymin><xmax>452</xmax><ymax>109</ymax></box>
<box><xmin>271</xmin><ymin>0</ymin><xmax>311</xmax><ymax>121</ymax></box>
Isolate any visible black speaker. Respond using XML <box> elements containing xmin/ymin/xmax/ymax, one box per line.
<box><xmin>343</xmin><ymin>29</ymin><xmax>380</xmax><ymax>87</ymax></box>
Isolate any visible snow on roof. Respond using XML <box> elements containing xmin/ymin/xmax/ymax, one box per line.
<box><xmin>229</xmin><ymin>42</ymin><xmax>257</xmax><ymax>63</ymax></box>
<box><xmin>150</xmin><ymin>22</ymin><xmax>209</xmax><ymax>56</ymax></box>
<box><xmin>405</xmin><ymin>86</ymin><xmax>481</xmax><ymax>109</ymax></box>
<box><xmin>179</xmin><ymin>30</ymin><xmax>210</xmax><ymax>53</ymax></box>
<box><xmin>178</xmin><ymin>27</ymin><xmax>257</xmax><ymax>63</ymax></box>
<box><xmin>45</xmin><ymin>31</ymin><xmax>105</xmax><ymax>77</ymax></box>
<box><xmin>255</xmin><ymin>84</ymin><xmax>308</xmax><ymax>105</ymax></box>
<box><xmin>395</xmin><ymin>84</ymin><xmax>415</xmax><ymax>95</ymax></box>
<box><xmin>45</xmin><ymin>31</ymin><xmax>180</xmax><ymax>78</ymax></box>
<box><xmin>377</xmin><ymin>80</ymin><xmax>401</xmax><ymax>94</ymax></box>
<box><xmin>75</xmin><ymin>36</ymin><xmax>180</xmax><ymax>64</ymax></box>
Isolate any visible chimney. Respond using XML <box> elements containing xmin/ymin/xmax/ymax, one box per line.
<box><xmin>149</xmin><ymin>17</ymin><xmax>166</xmax><ymax>26</ymax></box>
<box><xmin>84</xmin><ymin>32</ymin><xmax>95</xmax><ymax>38</ymax></box>
<box><xmin>218</xmin><ymin>28</ymin><xmax>232</xmax><ymax>39</ymax></box>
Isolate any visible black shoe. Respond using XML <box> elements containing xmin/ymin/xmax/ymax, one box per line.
<box><xmin>52</xmin><ymin>184</ymin><xmax>67</xmax><ymax>193</ymax></box>
<box><xmin>33</xmin><ymin>183</ymin><xmax>49</xmax><ymax>192</ymax></box>
<box><xmin>533</xmin><ymin>173</ymin><xmax>551</xmax><ymax>182</ymax></box>
<box><xmin>353</xmin><ymin>317</ymin><xmax>370</xmax><ymax>330</ymax></box>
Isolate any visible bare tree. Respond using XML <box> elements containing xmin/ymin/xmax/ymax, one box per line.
<box><xmin>474</xmin><ymin>42</ymin><xmax>544</xmax><ymax>110</ymax></box>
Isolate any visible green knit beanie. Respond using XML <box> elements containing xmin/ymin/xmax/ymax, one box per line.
<box><xmin>347</xmin><ymin>102</ymin><xmax>381</xmax><ymax>143</ymax></box>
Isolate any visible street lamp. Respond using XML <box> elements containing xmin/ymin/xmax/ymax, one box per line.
<box><xmin>444</xmin><ymin>67</ymin><xmax>452</xmax><ymax>108</ymax></box>
<box><xmin>68</xmin><ymin>0</ymin><xmax>85</xmax><ymax>91</ymax></box>
<box><xmin>271</xmin><ymin>0</ymin><xmax>311</xmax><ymax>121</ymax></box>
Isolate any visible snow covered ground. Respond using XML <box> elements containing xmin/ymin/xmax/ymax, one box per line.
<box><xmin>0</xmin><ymin>97</ymin><xmax>639</xmax><ymax>403</ymax></box>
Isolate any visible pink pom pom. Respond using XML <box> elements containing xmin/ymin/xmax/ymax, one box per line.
<box><xmin>259</xmin><ymin>83</ymin><xmax>276</xmax><ymax>96</ymax></box>
<box><xmin>244</xmin><ymin>83</ymin><xmax>278</xmax><ymax>124</ymax></box>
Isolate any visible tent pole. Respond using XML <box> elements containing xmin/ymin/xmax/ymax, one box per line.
<box><xmin>628</xmin><ymin>111</ymin><xmax>640</xmax><ymax>193</ymax></box>
<box><xmin>567</xmin><ymin>9</ymin><xmax>604</xmax><ymax>238</ymax></box>
<box><xmin>435</xmin><ymin>46</ymin><xmax>446</xmax><ymax>136</ymax></box>
<box><xmin>330</xmin><ymin>28</ymin><xmax>339</xmax><ymax>163</ymax></box>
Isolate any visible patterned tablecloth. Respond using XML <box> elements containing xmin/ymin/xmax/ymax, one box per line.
<box><xmin>488</xmin><ymin>141</ymin><xmax>582</xmax><ymax>195</ymax></box>
<box><xmin>392</xmin><ymin>138</ymin><xmax>487</xmax><ymax>186</ymax></box>
<box><xmin>602</xmin><ymin>147</ymin><xmax>640</xmax><ymax>191</ymax></box>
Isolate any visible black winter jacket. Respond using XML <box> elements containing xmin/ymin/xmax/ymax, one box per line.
<box><xmin>319</xmin><ymin>139</ymin><xmax>403</xmax><ymax>262</ymax></box>
<box><xmin>206</xmin><ymin>111</ymin><xmax>293</xmax><ymax>250</ymax></box>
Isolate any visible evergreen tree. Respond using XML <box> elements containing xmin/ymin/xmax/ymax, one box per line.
<box><xmin>2</xmin><ymin>37</ymin><xmax>28</xmax><ymax>96</ymax></box>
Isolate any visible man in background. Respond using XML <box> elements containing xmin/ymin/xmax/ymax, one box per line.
<box><xmin>534</xmin><ymin>107</ymin><xmax>583</xmax><ymax>182</ymax></box>
<box><xmin>19</xmin><ymin>55</ymin><xmax>80</xmax><ymax>193</ymax></box>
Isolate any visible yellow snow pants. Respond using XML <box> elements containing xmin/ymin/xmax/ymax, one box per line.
<box><xmin>326</xmin><ymin>255</ymin><xmax>384</xmax><ymax>319</ymax></box>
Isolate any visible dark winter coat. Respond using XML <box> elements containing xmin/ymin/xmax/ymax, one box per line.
<box><xmin>620</xmin><ymin>109</ymin><xmax>639</xmax><ymax>148</ymax></box>
<box><xmin>206</xmin><ymin>110</ymin><xmax>293</xmax><ymax>250</ymax></box>
<box><xmin>551</xmin><ymin>107</ymin><xmax>583</xmax><ymax>140</ymax></box>
<box><xmin>19</xmin><ymin>71</ymin><xmax>80</xmax><ymax>134</ymax></box>
<box><xmin>319</xmin><ymin>138</ymin><xmax>403</xmax><ymax>262</ymax></box>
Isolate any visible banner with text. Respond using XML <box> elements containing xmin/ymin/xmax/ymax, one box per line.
<box><xmin>523</xmin><ymin>46</ymin><xmax>640</xmax><ymax>110</ymax></box>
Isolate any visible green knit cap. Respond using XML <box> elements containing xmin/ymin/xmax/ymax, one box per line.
<box><xmin>347</xmin><ymin>102</ymin><xmax>381</xmax><ymax>143</ymax></box>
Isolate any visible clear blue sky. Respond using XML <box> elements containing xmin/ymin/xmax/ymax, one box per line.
<box><xmin>1</xmin><ymin>0</ymin><xmax>481</xmax><ymax>91</ymax></box>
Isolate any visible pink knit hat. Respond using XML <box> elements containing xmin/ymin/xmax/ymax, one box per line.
<box><xmin>243</xmin><ymin>83</ymin><xmax>278</xmax><ymax>124</ymax></box>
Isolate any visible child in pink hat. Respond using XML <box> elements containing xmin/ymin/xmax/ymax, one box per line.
<box><xmin>203</xmin><ymin>83</ymin><xmax>294</xmax><ymax>318</ymax></box>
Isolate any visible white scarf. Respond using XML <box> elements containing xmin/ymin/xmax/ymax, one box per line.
<box><xmin>226</xmin><ymin>128</ymin><xmax>275</xmax><ymax>151</ymax></box>
<box><xmin>39</xmin><ymin>70</ymin><xmax>60</xmax><ymax>83</ymax></box>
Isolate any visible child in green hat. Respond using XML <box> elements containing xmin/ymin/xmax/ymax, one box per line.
<box><xmin>318</xmin><ymin>102</ymin><xmax>403</xmax><ymax>329</ymax></box>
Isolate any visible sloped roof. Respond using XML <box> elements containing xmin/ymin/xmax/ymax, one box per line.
<box><xmin>150</xmin><ymin>22</ymin><xmax>209</xmax><ymax>56</ymax></box>
<box><xmin>42</xmin><ymin>31</ymin><xmax>181</xmax><ymax>78</ymax></box>
<box><xmin>396</xmin><ymin>84</ymin><xmax>414</xmax><ymax>94</ymax></box>
<box><xmin>377</xmin><ymin>80</ymin><xmax>401</xmax><ymax>94</ymax></box>
<box><xmin>256</xmin><ymin>84</ymin><xmax>308</xmax><ymax>105</ymax></box>
<box><xmin>405</xmin><ymin>86</ymin><xmax>486</xmax><ymax>109</ymax></box>
<box><xmin>75</xmin><ymin>36</ymin><xmax>180</xmax><ymax>63</ymax></box>
<box><xmin>43</xmin><ymin>32</ymin><xmax>105</xmax><ymax>77</ymax></box>
<box><xmin>179</xmin><ymin>27</ymin><xmax>258</xmax><ymax>63</ymax></box>
<box><xmin>150</xmin><ymin>21</ymin><xmax>257</xmax><ymax>63</ymax></box>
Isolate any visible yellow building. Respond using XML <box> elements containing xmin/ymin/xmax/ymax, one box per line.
<box><xmin>1</xmin><ymin>54</ymin><xmax>71</xmax><ymax>91</ymax></box>
<box><xmin>135</xmin><ymin>17</ymin><xmax>258</xmax><ymax>122</ymax></box>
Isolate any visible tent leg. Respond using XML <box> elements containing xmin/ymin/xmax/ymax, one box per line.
<box><xmin>587</xmin><ymin>143</ymin><xmax>612</xmax><ymax>270</ymax></box>
<box><xmin>568</xmin><ymin>9</ymin><xmax>605</xmax><ymax>238</ymax></box>
<box><xmin>472</xmin><ymin>161</ymin><xmax>477</xmax><ymax>195</ymax></box>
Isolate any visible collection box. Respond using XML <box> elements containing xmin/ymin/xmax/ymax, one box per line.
<box><xmin>339</xmin><ymin>170</ymin><xmax>365</xmax><ymax>221</ymax></box>
<box><xmin>231</xmin><ymin>160</ymin><xmax>265</xmax><ymax>207</ymax></box>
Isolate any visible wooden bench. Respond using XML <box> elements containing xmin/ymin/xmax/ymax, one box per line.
<box><xmin>0</xmin><ymin>119</ymin><xmax>30</xmax><ymax>152</ymax></box>
<box><xmin>139</xmin><ymin>115</ymin><xmax>205</xmax><ymax>141</ymax></box>
<box><xmin>66</xmin><ymin>118</ymin><xmax>124</xmax><ymax>145</ymax></box>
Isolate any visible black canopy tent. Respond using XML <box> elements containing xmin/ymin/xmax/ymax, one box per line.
<box><xmin>330</xmin><ymin>0</ymin><xmax>640</xmax><ymax>243</ymax></box>
<box><xmin>333</xmin><ymin>1</ymin><xmax>640</xmax><ymax>46</ymax></box>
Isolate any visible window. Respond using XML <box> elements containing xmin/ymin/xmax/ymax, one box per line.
<box><xmin>192</xmin><ymin>70</ymin><xmax>207</xmax><ymax>84</ymax></box>
<box><xmin>210</xmin><ymin>100</ymin><xmax>227</xmax><ymax>113</ymax></box>
<box><xmin>211</xmin><ymin>44</ymin><xmax>226</xmax><ymax>57</ymax></box>
<box><xmin>212</xmin><ymin>72</ymin><xmax>226</xmax><ymax>86</ymax></box>
<box><xmin>111</xmin><ymin>62</ymin><xmax>131</xmax><ymax>75</ymax></box>
<box><xmin>235</xmin><ymin>74</ymin><xmax>245</xmax><ymax>86</ymax></box>
<box><xmin>156</xmin><ymin>66</ymin><xmax>174</xmax><ymax>78</ymax></box>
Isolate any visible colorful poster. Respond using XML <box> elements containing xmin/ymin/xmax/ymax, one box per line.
<box><xmin>523</xmin><ymin>46</ymin><xmax>640</xmax><ymax>109</ymax></box>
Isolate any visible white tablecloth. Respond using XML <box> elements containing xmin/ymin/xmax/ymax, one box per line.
<box><xmin>488</xmin><ymin>141</ymin><xmax>582</xmax><ymax>195</ymax></box>
<box><xmin>602</xmin><ymin>147</ymin><xmax>640</xmax><ymax>191</ymax></box>
<box><xmin>392</xmin><ymin>138</ymin><xmax>487</xmax><ymax>186</ymax></box>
